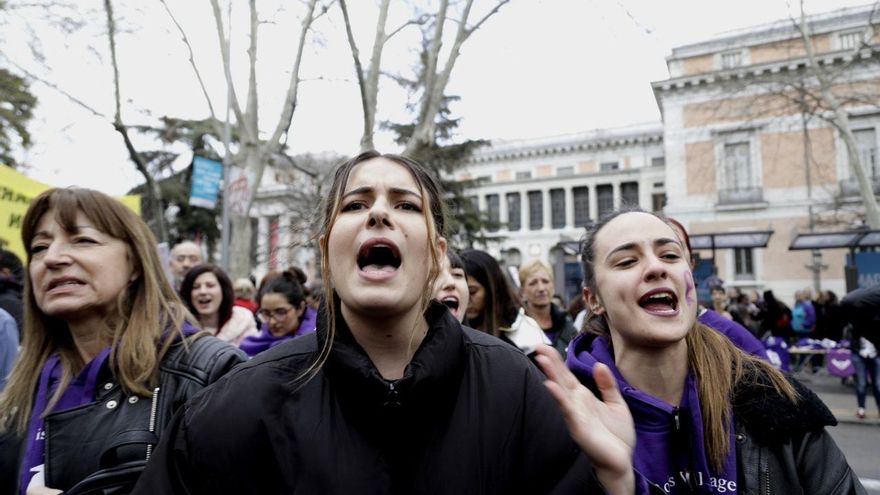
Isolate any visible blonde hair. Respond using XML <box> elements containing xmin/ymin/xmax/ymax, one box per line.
<box><xmin>518</xmin><ymin>259</ymin><xmax>553</xmax><ymax>287</ymax></box>
<box><xmin>0</xmin><ymin>188</ymin><xmax>196</xmax><ymax>435</ymax></box>
<box><xmin>581</xmin><ymin>208</ymin><xmax>798</xmax><ymax>470</ymax></box>
<box><xmin>296</xmin><ymin>151</ymin><xmax>448</xmax><ymax>387</ymax></box>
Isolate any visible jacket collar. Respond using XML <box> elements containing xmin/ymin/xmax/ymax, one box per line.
<box><xmin>320</xmin><ymin>296</ymin><xmax>466</xmax><ymax>413</ymax></box>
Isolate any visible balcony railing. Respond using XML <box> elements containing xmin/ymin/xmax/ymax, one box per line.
<box><xmin>718</xmin><ymin>187</ymin><xmax>763</xmax><ymax>205</ymax></box>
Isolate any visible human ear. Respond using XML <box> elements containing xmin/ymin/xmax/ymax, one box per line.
<box><xmin>435</xmin><ymin>236</ymin><xmax>448</xmax><ymax>261</ymax></box>
<box><xmin>583</xmin><ymin>287</ymin><xmax>603</xmax><ymax>315</ymax></box>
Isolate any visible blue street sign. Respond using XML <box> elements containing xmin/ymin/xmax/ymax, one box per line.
<box><xmin>190</xmin><ymin>156</ymin><xmax>223</xmax><ymax>209</ymax></box>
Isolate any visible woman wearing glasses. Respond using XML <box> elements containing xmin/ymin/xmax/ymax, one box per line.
<box><xmin>240</xmin><ymin>270</ymin><xmax>317</xmax><ymax>357</ymax></box>
<box><xmin>180</xmin><ymin>265</ymin><xmax>258</xmax><ymax>346</ymax></box>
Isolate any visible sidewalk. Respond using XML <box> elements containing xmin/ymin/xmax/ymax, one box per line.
<box><xmin>792</xmin><ymin>369</ymin><xmax>880</xmax><ymax>426</ymax></box>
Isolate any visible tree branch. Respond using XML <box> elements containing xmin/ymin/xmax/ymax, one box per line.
<box><xmin>0</xmin><ymin>55</ymin><xmax>106</xmax><ymax>118</ymax></box>
<box><xmin>267</xmin><ymin>0</ymin><xmax>319</xmax><ymax>150</ymax></box>
<box><xmin>209</xmin><ymin>0</ymin><xmax>253</xmax><ymax>143</ymax></box>
<box><xmin>158</xmin><ymin>0</ymin><xmax>223</xmax><ymax>137</ymax></box>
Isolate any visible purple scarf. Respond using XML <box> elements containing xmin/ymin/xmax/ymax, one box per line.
<box><xmin>567</xmin><ymin>334</ymin><xmax>739</xmax><ymax>494</ymax></box>
<box><xmin>19</xmin><ymin>346</ymin><xmax>112</xmax><ymax>493</ymax></box>
<box><xmin>239</xmin><ymin>307</ymin><xmax>317</xmax><ymax>357</ymax></box>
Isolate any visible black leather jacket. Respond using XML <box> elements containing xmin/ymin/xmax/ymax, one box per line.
<box><xmin>0</xmin><ymin>334</ymin><xmax>246</xmax><ymax>494</ymax></box>
<box><xmin>731</xmin><ymin>371</ymin><xmax>865</xmax><ymax>494</ymax></box>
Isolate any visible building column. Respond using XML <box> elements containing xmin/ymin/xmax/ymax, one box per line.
<box><xmin>589</xmin><ymin>183</ymin><xmax>598</xmax><ymax>224</ymax></box>
<box><xmin>566</xmin><ymin>187</ymin><xmax>575</xmax><ymax>229</ymax></box>
<box><xmin>499</xmin><ymin>191</ymin><xmax>509</xmax><ymax>232</ymax></box>
<box><xmin>542</xmin><ymin>188</ymin><xmax>552</xmax><ymax>231</ymax></box>
<box><xmin>612</xmin><ymin>181</ymin><xmax>621</xmax><ymax>209</ymax></box>
<box><xmin>257</xmin><ymin>216</ymin><xmax>270</xmax><ymax>277</ymax></box>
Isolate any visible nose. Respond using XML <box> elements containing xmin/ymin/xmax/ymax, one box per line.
<box><xmin>643</xmin><ymin>253</ymin><xmax>669</xmax><ymax>281</ymax></box>
<box><xmin>438</xmin><ymin>270</ymin><xmax>454</xmax><ymax>291</ymax></box>
<box><xmin>367</xmin><ymin>199</ymin><xmax>393</xmax><ymax>229</ymax></box>
<box><xmin>42</xmin><ymin>241</ymin><xmax>72</xmax><ymax>268</ymax></box>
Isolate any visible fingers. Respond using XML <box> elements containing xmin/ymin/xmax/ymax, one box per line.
<box><xmin>592</xmin><ymin>362</ymin><xmax>625</xmax><ymax>406</ymax></box>
<box><xmin>534</xmin><ymin>345</ymin><xmax>580</xmax><ymax>390</ymax></box>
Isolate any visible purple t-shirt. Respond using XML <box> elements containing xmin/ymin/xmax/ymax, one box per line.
<box><xmin>20</xmin><ymin>347</ymin><xmax>112</xmax><ymax>493</ymax></box>
<box><xmin>699</xmin><ymin>309</ymin><xmax>770</xmax><ymax>362</ymax></box>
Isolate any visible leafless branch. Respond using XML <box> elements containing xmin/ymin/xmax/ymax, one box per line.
<box><xmin>158</xmin><ymin>0</ymin><xmax>223</xmax><ymax>137</ymax></box>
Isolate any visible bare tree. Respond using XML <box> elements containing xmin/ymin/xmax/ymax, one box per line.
<box><xmin>338</xmin><ymin>0</ymin><xmax>509</xmax><ymax>154</ymax></box>
<box><xmin>162</xmin><ymin>0</ymin><xmax>329</xmax><ymax>277</ymax></box>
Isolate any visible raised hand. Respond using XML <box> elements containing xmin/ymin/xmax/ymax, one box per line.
<box><xmin>534</xmin><ymin>345</ymin><xmax>636</xmax><ymax>494</ymax></box>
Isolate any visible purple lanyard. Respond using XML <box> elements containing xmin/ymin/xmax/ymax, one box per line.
<box><xmin>19</xmin><ymin>347</ymin><xmax>112</xmax><ymax>493</ymax></box>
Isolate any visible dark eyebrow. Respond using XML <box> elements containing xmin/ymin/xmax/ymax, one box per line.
<box><xmin>605</xmin><ymin>237</ymin><xmax>682</xmax><ymax>263</ymax></box>
<box><xmin>341</xmin><ymin>186</ymin><xmax>422</xmax><ymax>200</ymax></box>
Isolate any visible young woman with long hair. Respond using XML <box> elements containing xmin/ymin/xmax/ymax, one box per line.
<box><xmin>179</xmin><ymin>264</ymin><xmax>258</xmax><ymax>346</ymax></box>
<box><xmin>535</xmin><ymin>209</ymin><xmax>863</xmax><ymax>494</ymax></box>
<box><xmin>132</xmin><ymin>152</ymin><xmax>642</xmax><ymax>494</ymax></box>
<box><xmin>460</xmin><ymin>249</ymin><xmax>549</xmax><ymax>355</ymax></box>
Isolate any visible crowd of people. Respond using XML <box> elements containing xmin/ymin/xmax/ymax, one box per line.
<box><xmin>0</xmin><ymin>150</ymin><xmax>873</xmax><ymax>494</ymax></box>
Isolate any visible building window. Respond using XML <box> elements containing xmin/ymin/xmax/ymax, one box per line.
<box><xmin>557</xmin><ymin>166</ymin><xmax>574</xmax><ymax>176</ymax></box>
<box><xmin>528</xmin><ymin>191</ymin><xmax>543</xmax><ymax>230</ymax></box>
<box><xmin>573</xmin><ymin>187</ymin><xmax>590</xmax><ymax>227</ymax></box>
<box><xmin>734</xmin><ymin>247</ymin><xmax>755</xmax><ymax>279</ymax></box>
<box><xmin>600</xmin><ymin>161</ymin><xmax>619</xmax><ymax>172</ymax></box>
<box><xmin>506</xmin><ymin>193</ymin><xmax>521</xmax><ymax>231</ymax></box>
<box><xmin>720</xmin><ymin>50</ymin><xmax>743</xmax><ymax>69</ymax></box>
<box><xmin>486</xmin><ymin>194</ymin><xmax>500</xmax><ymax>232</ymax></box>
<box><xmin>853</xmin><ymin>128</ymin><xmax>878</xmax><ymax>181</ymax></box>
<box><xmin>651</xmin><ymin>156</ymin><xmax>666</xmax><ymax>167</ymax></box>
<box><xmin>515</xmin><ymin>171</ymin><xmax>532</xmax><ymax>180</ymax></box>
<box><xmin>719</xmin><ymin>140</ymin><xmax>761</xmax><ymax>204</ymax></box>
<box><xmin>621</xmin><ymin>182</ymin><xmax>639</xmax><ymax>207</ymax></box>
<box><xmin>550</xmin><ymin>188</ymin><xmax>566</xmax><ymax>229</ymax></box>
<box><xmin>597</xmin><ymin>185</ymin><xmax>614</xmax><ymax>219</ymax></box>
<box><xmin>838</xmin><ymin>30</ymin><xmax>863</xmax><ymax>50</ymax></box>
<box><xmin>652</xmin><ymin>193</ymin><xmax>667</xmax><ymax>212</ymax></box>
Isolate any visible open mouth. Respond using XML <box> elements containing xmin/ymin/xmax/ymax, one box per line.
<box><xmin>357</xmin><ymin>239</ymin><xmax>401</xmax><ymax>273</ymax></box>
<box><xmin>440</xmin><ymin>296</ymin><xmax>459</xmax><ymax>311</ymax></box>
<box><xmin>48</xmin><ymin>277</ymin><xmax>85</xmax><ymax>290</ymax></box>
<box><xmin>638</xmin><ymin>289</ymin><xmax>678</xmax><ymax>314</ymax></box>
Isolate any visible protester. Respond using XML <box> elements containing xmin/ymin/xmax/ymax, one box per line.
<box><xmin>760</xmin><ymin>289</ymin><xmax>792</xmax><ymax>339</ymax></box>
<box><xmin>840</xmin><ymin>286</ymin><xmax>880</xmax><ymax>420</ymax></box>
<box><xmin>519</xmin><ymin>259</ymin><xmax>577</xmax><ymax>357</ymax></box>
<box><xmin>239</xmin><ymin>270</ymin><xmax>317</xmax><ymax>357</ymax></box>
<box><xmin>0</xmin><ymin>187</ymin><xmax>245</xmax><ymax>494</ymax></box>
<box><xmin>460</xmin><ymin>249</ymin><xmax>549</xmax><ymax>355</ymax></box>
<box><xmin>432</xmin><ymin>249</ymin><xmax>469</xmax><ymax>323</ymax></box>
<box><xmin>180</xmin><ymin>264</ymin><xmax>259</xmax><ymax>346</ymax></box>
<box><xmin>710</xmin><ymin>286</ymin><xmax>733</xmax><ymax>320</ymax></box>
<box><xmin>232</xmin><ymin>277</ymin><xmax>258</xmax><ymax>314</ymax></box>
<box><xmin>0</xmin><ymin>308</ymin><xmax>16</xmax><ymax>391</ymax></box>
<box><xmin>815</xmin><ymin>290</ymin><xmax>845</xmax><ymax>342</ymax></box>
<box><xmin>167</xmin><ymin>240</ymin><xmax>203</xmax><ymax>290</ymax></box>
<box><xmin>666</xmin><ymin>218</ymin><xmax>770</xmax><ymax>361</ymax></box>
<box><xmin>0</xmin><ymin>249</ymin><xmax>23</xmax><ymax>339</ymax></box>
<box><xmin>544</xmin><ymin>209</ymin><xmax>863</xmax><ymax>493</ymax></box>
<box><xmin>133</xmin><ymin>151</ymin><xmax>641</xmax><ymax>494</ymax></box>
<box><xmin>792</xmin><ymin>288</ymin><xmax>817</xmax><ymax>337</ymax></box>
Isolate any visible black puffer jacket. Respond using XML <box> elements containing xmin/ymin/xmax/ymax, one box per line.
<box><xmin>731</xmin><ymin>370</ymin><xmax>863</xmax><ymax>494</ymax></box>
<box><xmin>133</xmin><ymin>302</ymin><xmax>610</xmax><ymax>495</ymax></box>
<box><xmin>0</xmin><ymin>334</ymin><xmax>246</xmax><ymax>495</ymax></box>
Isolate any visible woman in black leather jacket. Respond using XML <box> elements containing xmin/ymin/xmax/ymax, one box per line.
<box><xmin>0</xmin><ymin>188</ymin><xmax>246</xmax><ymax>495</ymax></box>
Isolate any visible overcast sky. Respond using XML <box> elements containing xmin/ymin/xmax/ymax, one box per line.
<box><xmin>5</xmin><ymin>0</ymin><xmax>871</xmax><ymax>195</ymax></box>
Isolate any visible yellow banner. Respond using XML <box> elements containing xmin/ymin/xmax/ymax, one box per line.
<box><xmin>0</xmin><ymin>165</ymin><xmax>141</xmax><ymax>261</ymax></box>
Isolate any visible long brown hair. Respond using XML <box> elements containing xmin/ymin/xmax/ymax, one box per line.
<box><xmin>580</xmin><ymin>208</ymin><xmax>798</xmax><ymax>470</ymax></box>
<box><xmin>294</xmin><ymin>151</ymin><xmax>449</xmax><ymax>386</ymax></box>
<box><xmin>0</xmin><ymin>188</ymin><xmax>195</xmax><ymax>435</ymax></box>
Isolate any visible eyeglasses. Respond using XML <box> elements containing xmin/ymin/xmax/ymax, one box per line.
<box><xmin>257</xmin><ymin>307</ymin><xmax>294</xmax><ymax>321</ymax></box>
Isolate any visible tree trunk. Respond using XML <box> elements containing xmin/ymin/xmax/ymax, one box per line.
<box><xmin>833</xmin><ymin>110</ymin><xmax>880</xmax><ymax>228</ymax></box>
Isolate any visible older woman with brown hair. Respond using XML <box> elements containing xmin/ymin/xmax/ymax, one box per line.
<box><xmin>0</xmin><ymin>188</ymin><xmax>245</xmax><ymax>495</ymax></box>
